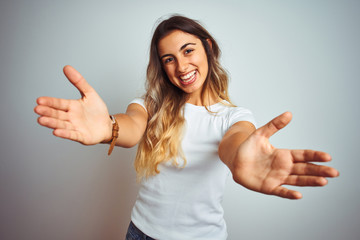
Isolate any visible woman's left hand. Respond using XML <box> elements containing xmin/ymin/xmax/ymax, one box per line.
<box><xmin>231</xmin><ymin>112</ymin><xmax>339</xmax><ymax>199</ymax></box>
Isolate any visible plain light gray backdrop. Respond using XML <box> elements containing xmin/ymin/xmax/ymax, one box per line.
<box><xmin>1</xmin><ymin>0</ymin><xmax>359</xmax><ymax>239</ymax></box>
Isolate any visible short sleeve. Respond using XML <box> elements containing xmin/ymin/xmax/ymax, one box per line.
<box><xmin>228</xmin><ymin>107</ymin><xmax>256</xmax><ymax>129</ymax></box>
<box><xmin>129</xmin><ymin>98</ymin><xmax>147</xmax><ymax>112</ymax></box>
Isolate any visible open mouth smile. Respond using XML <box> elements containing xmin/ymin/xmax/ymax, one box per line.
<box><xmin>179</xmin><ymin>70</ymin><xmax>197</xmax><ymax>85</ymax></box>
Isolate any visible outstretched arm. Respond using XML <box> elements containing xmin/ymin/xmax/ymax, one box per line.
<box><xmin>34</xmin><ymin>65</ymin><xmax>147</xmax><ymax>148</ymax></box>
<box><xmin>219</xmin><ymin>112</ymin><xmax>339</xmax><ymax>199</ymax></box>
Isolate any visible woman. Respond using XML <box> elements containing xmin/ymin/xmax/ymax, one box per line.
<box><xmin>34</xmin><ymin>15</ymin><xmax>339</xmax><ymax>239</ymax></box>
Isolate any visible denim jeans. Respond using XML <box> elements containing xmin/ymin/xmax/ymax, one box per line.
<box><xmin>125</xmin><ymin>221</ymin><xmax>156</xmax><ymax>240</ymax></box>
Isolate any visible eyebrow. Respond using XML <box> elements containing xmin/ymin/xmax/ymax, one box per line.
<box><xmin>160</xmin><ymin>42</ymin><xmax>196</xmax><ymax>60</ymax></box>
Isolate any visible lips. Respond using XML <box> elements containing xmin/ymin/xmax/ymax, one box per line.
<box><xmin>179</xmin><ymin>70</ymin><xmax>197</xmax><ymax>85</ymax></box>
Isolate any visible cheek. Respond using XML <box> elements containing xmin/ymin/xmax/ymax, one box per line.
<box><xmin>198</xmin><ymin>55</ymin><xmax>209</xmax><ymax>75</ymax></box>
<box><xmin>195</xmin><ymin>51</ymin><xmax>209</xmax><ymax>69</ymax></box>
<box><xmin>164</xmin><ymin>67</ymin><xmax>175</xmax><ymax>80</ymax></box>
<box><xmin>163</xmin><ymin>67</ymin><xmax>178</xmax><ymax>86</ymax></box>
<box><xmin>163</xmin><ymin>68</ymin><xmax>169</xmax><ymax>77</ymax></box>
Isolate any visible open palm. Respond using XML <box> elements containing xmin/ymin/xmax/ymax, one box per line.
<box><xmin>34</xmin><ymin>65</ymin><xmax>112</xmax><ymax>145</ymax></box>
<box><xmin>232</xmin><ymin>112</ymin><xmax>339</xmax><ymax>199</ymax></box>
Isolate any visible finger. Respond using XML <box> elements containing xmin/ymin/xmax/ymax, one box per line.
<box><xmin>63</xmin><ymin>65</ymin><xmax>95</xmax><ymax>97</ymax></box>
<box><xmin>291</xmin><ymin>163</ymin><xmax>339</xmax><ymax>177</ymax></box>
<box><xmin>34</xmin><ymin>105</ymin><xmax>68</xmax><ymax>121</ymax></box>
<box><xmin>285</xmin><ymin>175</ymin><xmax>328</xmax><ymax>186</ymax></box>
<box><xmin>271</xmin><ymin>186</ymin><xmax>302</xmax><ymax>199</ymax></box>
<box><xmin>256</xmin><ymin>111</ymin><xmax>292</xmax><ymax>138</ymax></box>
<box><xmin>36</xmin><ymin>96</ymin><xmax>71</xmax><ymax>111</ymax></box>
<box><xmin>37</xmin><ymin>116</ymin><xmax>74</xmax><ymax>131</ymax></box>
<box><xmin>291</xmin><ymin>149</ymin><xmax>332</xmax><ymax>163</ymax></box>
<box><xmin>53</xmin><ymin>129</ymin><xmax>84</xmax><ymax>144</ymax></box>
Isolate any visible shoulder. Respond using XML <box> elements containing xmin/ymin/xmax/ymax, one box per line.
<box><xmin>217</xmin><ymin>101</ymin><xmax>253</xmax><ymax>117</ymax></box>
<box><xmin>217</xmin><ymin>101</ymin><xmax>256</xmax><ymax>128</ymax></box>
<box><xmin>129</xmin><ymin>97</ymin><xmax>147</xmax><ymax>112</ymax></box>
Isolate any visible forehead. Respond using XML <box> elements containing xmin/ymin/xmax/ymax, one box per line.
<box><xmin>158</xmin><ymin>30</ymin><xmax>201</xmax><ymax>55</ymax></box>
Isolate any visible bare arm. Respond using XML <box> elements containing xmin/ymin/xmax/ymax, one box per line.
<box><xmin>109</xmin><ymin>103</ymin><xmax>148</xmax><ymax>148</ymax></box>
<box><xmin>218</xmin><ymin>121</ymin><xmax>256</xmax><ymax>171</ymax></box>
<box><xmin>34</xmin><ymin>65</ymin><xmax>148</xmax><ymax>148</ymax></box>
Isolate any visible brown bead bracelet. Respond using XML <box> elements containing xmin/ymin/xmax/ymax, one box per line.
<box><xmin>107</xmin><ymin>115</ymin><xmax>119</xmax><ymax>156</ymax></box>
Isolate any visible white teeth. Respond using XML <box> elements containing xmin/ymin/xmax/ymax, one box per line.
<box><xmin>180</xmin><ymin>70</ymin><xmax>196</xmax><ymax>82</ymax></box>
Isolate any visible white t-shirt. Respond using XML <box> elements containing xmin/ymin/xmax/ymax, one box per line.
<box><xmin>130</xmin><ymin>98</ymin><xmax>255</xmax><ymax>240</ymax></box>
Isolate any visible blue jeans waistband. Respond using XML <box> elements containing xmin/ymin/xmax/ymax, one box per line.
<box><xmin>125</xmin><ymin>221</ymin><xmax>155</xmax><ymax>240</ymax></box>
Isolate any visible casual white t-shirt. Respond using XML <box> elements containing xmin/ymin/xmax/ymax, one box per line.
<box><xmin>130</xmin><ymin>98</ymin><xmax>256</xmax><ymax>240</ymax></box>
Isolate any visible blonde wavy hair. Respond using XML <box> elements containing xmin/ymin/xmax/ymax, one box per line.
<box><xmin>135</xmin><ymin>15</ymin><xmax>233</xmax><ymax>180</ymax></box>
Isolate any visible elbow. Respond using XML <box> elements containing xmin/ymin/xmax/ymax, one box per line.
<box><xmin>120</xmin><ymin>143</ymin><xmax>137</xmax><ymax>149</ymax></box>
<box><xmin>117</xmin><ymin>139</ymin><xmax>140</xmax><ymax>148</ymax></box>
<box><xmin>218</xmin><ymin>140</ymin><xmax>233</xmax><ymax>170</ymax></box>
<box><xmin>218</xmin><ymin>141</ymin><xmax>226</xmax><ymax>163</ymax></box>
<box><xmin>117</xmin><ymin>133</ymin><xmax>143</xmax><ymax>148</ymax></box>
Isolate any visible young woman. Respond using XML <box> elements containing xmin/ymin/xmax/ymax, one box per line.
<box><xmin>34</xmin><ymin>16</ymin><xmax>339</xmax><ymax>240</ymax></box>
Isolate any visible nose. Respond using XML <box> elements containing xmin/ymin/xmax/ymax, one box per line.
<box><xmin>177</xmin><ymin>57</ymin><xmax>189</xmax><ymax>73</ymax></box>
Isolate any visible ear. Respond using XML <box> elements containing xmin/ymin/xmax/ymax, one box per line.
<box><xmin>206</xmin><ymin>39</ymin><xmax>213</xmax><ymax>50</ymax></box>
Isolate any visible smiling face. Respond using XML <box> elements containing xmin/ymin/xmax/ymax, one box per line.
<box><xmin>158</xmin><ymin>30</ymin><xmax>209</xmax><ymax>104</ymax></box>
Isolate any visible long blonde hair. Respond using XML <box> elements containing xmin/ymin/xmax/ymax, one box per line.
<box><xmin>135</xmin><ymin>15</ymin><xmax>233</xmax><ymax>180</ymax></box>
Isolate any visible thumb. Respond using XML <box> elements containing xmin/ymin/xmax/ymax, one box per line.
<box><xmin>256</xmin><ymin>111</ymin><xmax>292</xmax><ymax>138</ymax></box>
<box><xmin>63</xmin><ymin>65</ymin><xmax>95</xmax><ymax>97</ymax></box>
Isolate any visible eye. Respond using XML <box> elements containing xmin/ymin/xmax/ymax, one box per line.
<box><xmin>185</xmin><ymin>49</ymin><xmax>194</xmax><ymax>54</ymax></box>
<box><xmin>164</xmin><ymin>57</ymin><xmax>174</xmax><ymax>64</ymax></box>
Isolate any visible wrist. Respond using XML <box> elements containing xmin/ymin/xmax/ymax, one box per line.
<box><xmin>102</xmin><ymin>116</ymin><xmax>116</xmax><ymax>143</ymax></box>
<box><xmin>106</xmin><ymin>115</ymin><xmax>119</xmax><ymax>155</ymax></box>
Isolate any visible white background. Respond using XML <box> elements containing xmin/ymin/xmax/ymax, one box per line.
<box><xmin>0</xmin><ymin>0</ymin><xmax>359</xmax><ymax>239</ymax></box>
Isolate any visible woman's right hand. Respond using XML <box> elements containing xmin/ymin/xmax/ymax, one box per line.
<box><xmin>34</xmin><ymin>65</ymin><xmax>112</xmax><ymax>145</ymax></box>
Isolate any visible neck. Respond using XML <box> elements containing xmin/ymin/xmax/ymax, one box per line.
<box><xmin>186</xmin><ymin>91</ymin><xmax>221</xmax><ymax>106</ymax></box>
